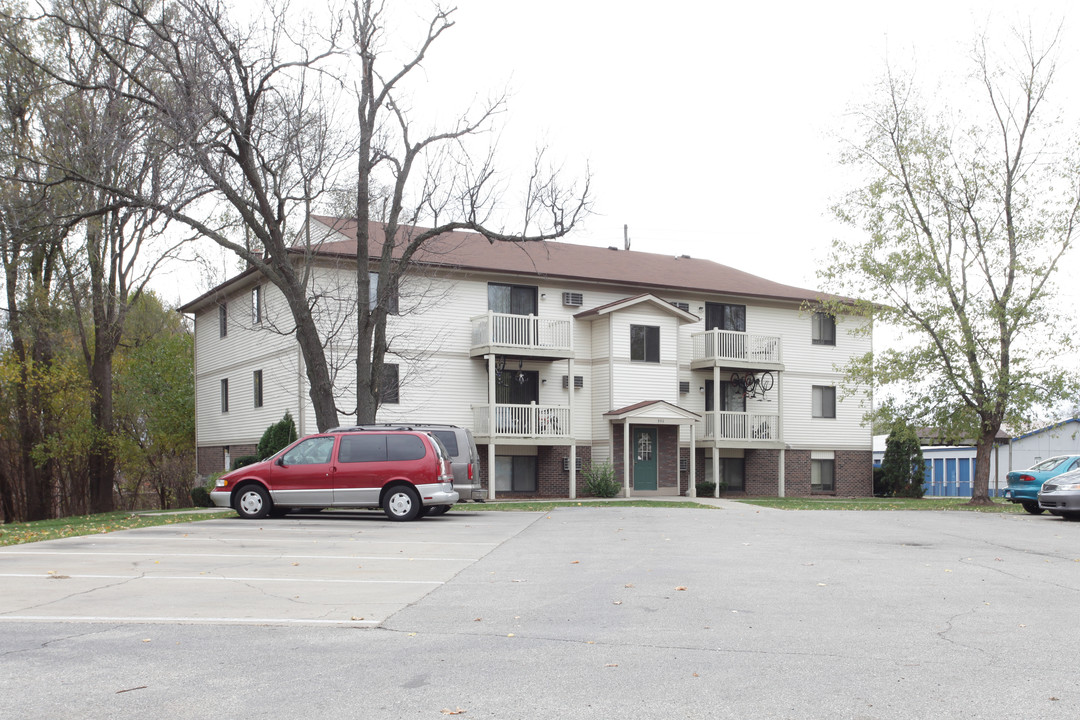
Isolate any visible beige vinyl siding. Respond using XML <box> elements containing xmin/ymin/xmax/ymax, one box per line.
<box><xmin>193</xmin><ymin>281</ymin><xmax>305</xmax><ymax>445</ymax></box>
<box><xmin>188</xmin><ymin>248</ymin><xmax>873</xmax><ymax>465</ymax></box>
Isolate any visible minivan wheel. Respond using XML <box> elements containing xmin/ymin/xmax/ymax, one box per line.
<box><xmin>236</xmin><ymin>485</ymin><xmax>271</xmax><ymax>519</ymax></box>
<box><xmin>384</xmin><ymin>486</ymin><xmax>421</xmax><ymax>522</ymax></box>
<box><xmin>1022</xmin><ymin>501</ymin><xmax>1045</xmax><ymax>515</ymax></box>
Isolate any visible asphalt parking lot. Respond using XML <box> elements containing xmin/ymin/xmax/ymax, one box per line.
<box><xmin>1</xmin><ymin>502</ymin><xmax>1078</xmax><ymax>719</ymax></box>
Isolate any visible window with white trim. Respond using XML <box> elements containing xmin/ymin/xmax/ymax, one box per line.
<box><xmin>630</xmin><ymin>325</ymin><xmax>660</xmax><ymax>363</ymax></box>
<box><xmin>812</xmin><ymin>458</ymin><xmax>835</xmax><ymax>492</ymax></box>
<box><xmin>812</xmin><ymin>385</ymin><xmax>836</xmax><ymax>418</ymax></box>
<box><xmin>812</xmin><ymin>312</ymin><xmax>835</xmax><ymax>345</ymax></box>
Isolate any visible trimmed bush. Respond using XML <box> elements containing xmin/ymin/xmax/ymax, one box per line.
<box><xmin>190</xmin><ymin>486</ymin><xmax>213</xmax><ymax>507</ymax></box>
<box><xmin>695</xmin><ymin>480</ymin><xmax>717</xmax><ymax>496</ymax></box>
<box><xmin>231</xmin><ymin>455</ymin><xmax>259</xmax><ymax>470</ymax></box>
<box><xmin>582</xmin><ymin>461</ymin><xmax>621</xmax><ymax>498</ymax></box>
<box><xmin>882</xmin><ymin>422</ymin><xmax>926</xmax><ymax>498</ymax></box>
<box><xmin>257</xmin><ymin>411</ymin><xmax>298</xmax><ymax>460</ymax></box>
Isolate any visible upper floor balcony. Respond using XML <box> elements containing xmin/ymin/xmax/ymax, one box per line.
<box><xmin>691</xmin><ymin>329</ymin><xmax>784</xmax><ymax>371</ymax></box>
<box><xmin>470</xmin><ymin>312</ymin><xmax>574</xmax><ymax>359</ymax></box>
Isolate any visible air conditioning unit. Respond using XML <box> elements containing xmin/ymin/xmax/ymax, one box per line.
<box><xmin>563</xmin><ymin>292</ymin><xmax>583</xmax><ymax>307</ymax></box>
<box><xmin>562</xmin><ymin>375</ymin><xmax>584</xmax><ymax>389</ymax></box>
<box><xmin>563</xmin><ymin>457</ymin><xmax>584</xmax><ymax>472</ymax></box>
<box><xmin>679</xmin><ymin>381</ymin><xmax>690</xmax><ymax>394</ymax></box>
<box><xmin>680</xmin><ymin>457</ymin><xmax>689</xmax><ymax>473</ymax></box>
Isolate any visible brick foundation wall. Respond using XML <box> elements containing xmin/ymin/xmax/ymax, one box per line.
<box><xmin>783</xmin><ymin>450</ymin><xmax>812</xmax><ymax>497</ymax></box>
<box><xmin>836</xmin><ymin>450</ymin><xmax>873</xmax><ymax>496</ymax></box>
<box><xmin>783</xmin><ymin>449</ymin><xmax>873</xmax><ymax>497</ymax></box>
<box><xmin>196</xmin><ymin>445</ymin><xmax>258</xmax><ymax>477</ymax></box>
<box><xmin>746</xmin><ymin>449</ymin><xmax>780</xmax><ymax>496</ymax></box>
<box><xmin>476</xmin><ymin>445</ymin><xmax>593</xmax><ymax>499</ymax></box>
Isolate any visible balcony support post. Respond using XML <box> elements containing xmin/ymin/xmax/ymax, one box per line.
<box><xmin>622</xmin><ymin>421</ymin><xmax>631</xmax><ymax>497</ymax></box>
<box><xmin>689</xmin><ymin>425</ymin><xmax>697</xmax><ymax>498</ymax></box>
<box><xmin>568</xmin><ymin>357</ymin><xmax>576</xmax><ymax>499</ymax></box>
<box><xmin>487</xmin><ymin>353</ymin><xmax>497</xmax><ymax>501</ymax></box>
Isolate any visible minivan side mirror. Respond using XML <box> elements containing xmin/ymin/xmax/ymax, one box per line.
<box><xmin>276</xmin><ymin>457</ymin><xmax>285</xmax><ymax>467</ymax></box>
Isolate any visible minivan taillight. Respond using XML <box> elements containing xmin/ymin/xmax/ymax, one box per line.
<box><xmin>441</xmin><ymin>458</ymin><xmax>453</xmax><ymax>484</ymax></box>
<box><xmin>467</xmin><ymin>463</ymin><xmax>474</xmax><ymax>481</ymax></box>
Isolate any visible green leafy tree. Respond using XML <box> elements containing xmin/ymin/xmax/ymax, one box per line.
<box><xmin>113</xmin><ymin>293</ymin><xmax>195</xmax><ymax>509</ymax></box>
<box><xmin>880</xmin><ymin>423</ymin><xmax>925</xmax><ymax>498</ymax></box>
<box><xmin>257</xmin><ymin>412</ymin><xmax>298</xmax><ymax>460</ymax></box>
<box><xmin>822</xmin><ymin>27</ymin><xmax>1080</xmax><ymax>505</ymax></box>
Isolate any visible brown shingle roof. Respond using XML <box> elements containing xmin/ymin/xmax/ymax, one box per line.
<box><xmin>307</xmin><ymin>216</ymin><xmax>847</xmax><ymax>305</ymax></box>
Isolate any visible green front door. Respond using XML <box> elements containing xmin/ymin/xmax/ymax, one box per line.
<box><xmin>633</xmin><ymin>427</ymin><xmax>658</xmax><ymax>491</ymax></box>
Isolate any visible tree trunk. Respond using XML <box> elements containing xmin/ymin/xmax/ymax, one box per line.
<box><xmin>970</xmin><ymin>429</ymin><xmax>997</xmax><ymax>506</ymax></box>
<box><xmin>87</xmin><ymin>347</ymin><xmax>115</xmax><ymax>514</ymax></box>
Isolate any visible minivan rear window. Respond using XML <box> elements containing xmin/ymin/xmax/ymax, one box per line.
<box><xmin>387</xmin><ymin>434</ymin><xmax>426</xmax><ymax>461</ymax></box>
<box><xmin>338</xmin><ymin>434</ymin><xmax>427</xmax><ymax>462</ymax></box>
<box><xmin>339</xmin><ymin>435</ymin><xmax>386</xmax><ymax>463</ymax></box>
<box><xmin>429</xmin><ymin>430</ymin><xmax>459</xmax><ymax>456</ymax></box>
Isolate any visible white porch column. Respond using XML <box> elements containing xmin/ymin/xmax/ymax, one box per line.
<box><xmin>568</xmin><ymin>357</ymin><xmax>576</xmax><ymax>499</ymax></box>
<box><xmin>777</xmin><ymin>368</ymin><xmax>785</xmax><ymax>498</ymax></box>
<box><xmin>689</xmin><ymin>425</ymin><xmax>697</xmax><ymax>498</ymax></box>
<box><xmin>713</xmin><ymin>449</ymin><xmax>721</xmax><ymax>498</ymax></box>
<box><xmin>487</xmin><ymin>354</ymin><xmax>497</xmax><ymax>501</ymax></box>
<box><xmin>623</xmin><ymin>421</ymin><xmax>631</xmax><ymax>497</ymax></box>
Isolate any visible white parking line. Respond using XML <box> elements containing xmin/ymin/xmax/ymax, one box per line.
<box><xmin>0</xmin><ymin>615</ymin><xmax>381</xmax><ymax>627</ymax></box>
<box><xmin>0</xmin><ymin>550</ymin><xmax>475</xmax><ymax>561</ymax></box>
<box><xmin>80</xmin><ymin>536</ymin><xmax>499</xmax><ymax>547</ymax></box>
<box><xmin>0</xmin><ymin>573</ymin><xmax>442</xmax><ymax>584</ymax></box>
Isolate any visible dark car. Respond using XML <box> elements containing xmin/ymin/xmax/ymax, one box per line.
<box><xmin>211</xmin><ymin>429</ymin><xmax>457</xmax><ymax>521</ymax></box>
<box><xmin>1004</xmin><ymin>455</ymin><xmax>1080</xmax><ymax>514</ymax></box>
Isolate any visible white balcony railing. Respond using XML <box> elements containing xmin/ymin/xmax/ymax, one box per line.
<box><xmin>700</xmin><ymin>411</ymin><xmax>780</xmax><ymax>442</ymax></box>
<box><xmin>473</xmin><ymin>403</ymin><xmax>570</xmax><ymax>438</ymax></box>
<box><xmin>692</xmin><ymin>329</ymin><xmax>781</xmax><ymax>365</ymax></box>
<box><xmin>471</xmin><ymin>312</ymin><xmax>573</xmax><ymax>353</ymax></box>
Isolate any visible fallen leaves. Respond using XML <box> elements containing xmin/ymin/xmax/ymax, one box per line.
<box><xmin>440</xmin><ymin>708</ymin><xmax>467</xmax><ymax>715</ymax></box>
<box><xmin>675</xmin><ymin>586</ymin><xmax>687</xmax><ymax>591</ymax></box>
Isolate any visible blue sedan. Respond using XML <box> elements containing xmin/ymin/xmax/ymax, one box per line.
<box><xmin>1005</xmin><ymin>456</ymin><xmax>1080</xmax><ymax>514</ymax></box>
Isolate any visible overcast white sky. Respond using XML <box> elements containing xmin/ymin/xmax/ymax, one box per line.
<box><xmin>395</xmin><ymin>0</ymin><xmax>1079</xmax><ymax>294</ymax></box>
<box><xmin>165</xmin><ymin>0</ymin><xmax>1079</xmax><ymax>304</ymax></box>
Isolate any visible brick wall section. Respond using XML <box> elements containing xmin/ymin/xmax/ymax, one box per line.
<box><xmin>783</xmin><ymin>450</ymin><xmax>812</xmax><ymax>497</ymax></box>
<box><xmin>836</xmin><ymin>450</ymin><xmax>873</xmax><ymax>496</ymax></box>
<box><xmin>475</xmin><ymin>444</ymin><xmax>593</xmax><ymax>499</ymax></box>
<box><xmin>197</xmin><ymin>447</ymin><xmax>224</xmax><ymax>477</ymax></box>
<box><xmin>197</xmin><ymin>445</ymin><xmax>258</xmax><ymax>477</ymax></box>
<box><xmin>746</xmin><ymin>449</ymin><xmax>781</xmax><ymax>496</ymax></box>
<box><xmin>782</xmin><ymin>449</ymin><xmax>873</xmax><ymax>497</ymax></box>
<box><xmin>658</xmin><ymin>427</ymin><xmax>679</xmax><ymax>490</ymax></box>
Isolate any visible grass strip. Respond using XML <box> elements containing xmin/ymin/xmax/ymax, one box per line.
<box><xmin>0</xmin><ymin>509</ymin><xmax>236</xmax><ymax>547</ymax></box>
<box><xmin>460</xmin><ymin>500</ymin><xmax>719</xmax><ymax>513</ymax></box>
<box><xmin>736</xmin><ymin>497</ymin><xmax>1025</xmax><ymax>512</ymax></box>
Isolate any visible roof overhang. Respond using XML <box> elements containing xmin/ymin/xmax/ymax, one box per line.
<box><xmin>604</xmin><ymin>400</ymin><xmax>701</xmax><ymax>425</ymax></box>
<box><xmin>574</xmin><ymin>294</ymin><xmax>699</xmax><ymax>323</ymax></box>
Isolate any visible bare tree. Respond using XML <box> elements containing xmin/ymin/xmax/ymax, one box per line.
<box><xmin>32</xmin><ymin>0</ymin><xmax>354</xmax><ymax>431</ymax></box>
<box><xmin>0</xmin><ymin>0</ymin><xmax>69</xmax><ymax>521</ymax></box>
<box><xmin>349</xmin><ymin>0</ymin><xmax>590</xmax><ymax>422</ymax></box>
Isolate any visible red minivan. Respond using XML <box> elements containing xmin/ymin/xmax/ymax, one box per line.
<box><xmin>211</xmin><ymin>429</ymin><xmax>458</xmax><ymax>521</ymax></box>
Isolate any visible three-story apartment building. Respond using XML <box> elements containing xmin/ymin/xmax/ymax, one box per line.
<box><xmin>181</xmin><ymin>217</ymin><xmax>873</xmax><ymax>498</ymax></box>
